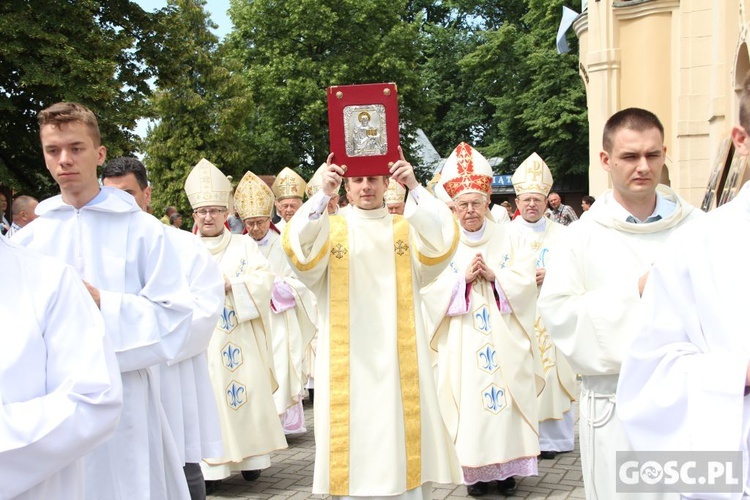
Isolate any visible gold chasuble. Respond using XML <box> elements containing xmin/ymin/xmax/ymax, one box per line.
<box><xmin>282</xmin><ymin>192</ymin><xmax>462</xmax><ymax>498</ymax></box>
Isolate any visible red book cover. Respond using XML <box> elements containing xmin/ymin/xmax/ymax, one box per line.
<box><xmin>327</xmin><ymin>82</ymin><xmax>400</xmax><ymax>177</ymax></box>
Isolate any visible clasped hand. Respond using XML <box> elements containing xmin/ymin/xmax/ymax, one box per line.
<box><xmin>465</xmin><ymin>253</ymin><xmax>495</xmax><ymax>284</ymax></box>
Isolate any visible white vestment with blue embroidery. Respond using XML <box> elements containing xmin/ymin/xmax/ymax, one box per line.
<box><xmin>423</xmin><ymin>219</ymin><xmax>543</xmax><ymax>480</ymax></box>
<box><xmin>199</xmin><ymin>230</ymin><xmax>286</xmax><ymax>480</ymax></box>
<box><xmin>508</xmin><ymin>216</ymin><xmax>577</xmax><ymax>452</ymax></box>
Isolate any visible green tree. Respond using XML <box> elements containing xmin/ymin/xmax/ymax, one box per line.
<box><xmin>415</xmin><ymin>0</ymin><xmax>553</xmax><ymax>163</ymax></box>
<box><xmin>418</xmin><ymin>21</ymin><xmax>485</xmax><ymax>157</ymax></box>
<box><xmin>462</xmin><ymin>0</ymin><xmax>588</xmax><ymax>176</ymax></box>
<box><xmin>144</xmin><ymin>0</ymin><xmax>251</xmax><ymax>217</ymax></box>
<box><xmin>224</xmin><ymin>0</ymin><xmax>430</xmax><ymax>180</ymax></box>
<box><xmin>0</xmin><ymin>0</ymin><xmax>161</xmax><ymax>196</ymax></box>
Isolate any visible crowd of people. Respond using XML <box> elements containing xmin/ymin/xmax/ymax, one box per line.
<box><xmin>3</xmin><ymin>74</ymin><xmax>750</xmax><ymax>500</ymax></box>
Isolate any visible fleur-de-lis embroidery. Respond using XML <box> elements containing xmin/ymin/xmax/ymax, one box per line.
<box><xmin>226</xmin><ymin>381</ymin><xmax>246</xmax><ymax>409</ymax></box>
<box><xmin>394</xmin><ymin>240</ymin><xmax>409</xmax><ymax>256</ymax></box>
<box><xmin>222</xmin><ymin>343</ymin><xmax>243</xmax><ymax>371</ymax></box>
<box><xmin>531</xmin><ymin>240</ymin><xmax>542</xmax><ymax>251</ymax></box>
<box><xmin>474</xmin><ymin>306</ymin><xmax>491</xmax><ymax>334</ymax></box>
<box><xmin>219</xmin><ymin>307</ymin><xmax>237</xmax><ymax>332</ymax></box>
<box><xmin>478</xmin><ymin>344</ymin><xmax>498</xmax><ymax>372</ymax></box>
<box><xmin>331</xmin><ymin>243</ymin><xmax>348</xmax><ymax>259</ymax></box>
<box><xmin>483</xmin><ymin>385</ymin><xmax>506</xmax><ymax>413</ymax></box>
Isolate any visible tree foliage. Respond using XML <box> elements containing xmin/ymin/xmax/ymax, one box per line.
<box><xmin>0</xmin><ymin>0</ymin><xmax>590</xmax><ymax>204</ymax></box>
<box><xmin>143</xmin><ymin>0</ymin><xmax>251</xmax><ymax>218</ymax></box>
<box><xmin>415</xmin><ymin>0</ymin><xmax>587</xmax><ymax>179</ymax></box>
<box><xmin>0</xmin><ymin>0</ymin><xmax>161</xmax><ymax>197</ymax></box>
<box><xmin>418</xmin><ymin>21</ymin><xmax>485</xmax><ymax>157</ymax></box>
<box><xmin>224</xmin><ymin>0</ymin><xmax>429</xmax><ymax>180</ymax></box>
<box><xmin>460</xmin><ymin>0</ymin><xmax>588</xmax><ymax>176</ymax></box>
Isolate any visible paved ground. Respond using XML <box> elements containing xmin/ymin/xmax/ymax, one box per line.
<box><xmin>209</xmin><ymin>399</ymin><xmax>585</xmax><ymax>499</ymax></box>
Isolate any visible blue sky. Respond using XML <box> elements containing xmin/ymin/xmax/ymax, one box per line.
<box><xmin>134</xmin><ymin>0</ymin><xmax>233</xmax><ymax>39</ymax></box>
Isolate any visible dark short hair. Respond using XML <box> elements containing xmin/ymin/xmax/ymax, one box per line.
<box><xmin>582</xmin><ymin>195</ymin><xmax>596</xmax><ymax>205</ymax></box>
<box><xmin>602</xmin><ymin>108</ymin><xmax>664</xmax><ymax>153</ymax></box>
<box><xmin>102</xmin><ymin>157</ymin><xmax>149</xmax><ymax>190</ymax></box>
<box><xmin>38</xmin><ymin>102</ymin><xmax>101</xmax><ymax>146</ymax></box>
<box><xmin>740</xmin><ymin>72</ymin><xmax>750</xmax><ymax>132</ymax></box>
<box><xmin>169</xmin><ymin>213</ymin><xmax>182</xmax><ymax>224</ymax></box>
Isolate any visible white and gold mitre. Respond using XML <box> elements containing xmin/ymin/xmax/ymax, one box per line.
<box><xmin>512</xmin><ymin>152</ymin><xmax>553</xmax><ymax>197</ymax></box>
<box><xmin>384</xmin><ymin>178</ymin><xmax>406</xmax><ymax>205</ymax></box>
<box><xmin>305</xmin><ymin>163</ymin><xmax>327</xmax><ymax>198</ymax></box>
<box><xmin>438</xmin><ymin>142</ymin><xmax>493</xmax><ymax>200</ymax></box>
<box><xmin>426</xmin><ymin>172</ymin><xmax>441</xmax><ymax>197</ymax></box>
<box><xmin>185</xmin><ymin>158</ymin><xmax>233</xmax><ymax>209</ymax></box>
<box><xmin>272</xmin><ymin>167</ymin><xmax>307</xmax><ymax>200</ymax></box>
<box><xmin>234</xmin><ymin>171</ymin><xmax>275</xmax><ymax>219</ymax></box>
<box><xmin>426</xmin><ymin>171</ymin><xmax>453</xmax><ymax>204</ymax></box>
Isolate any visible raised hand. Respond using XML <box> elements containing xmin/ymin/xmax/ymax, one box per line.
<box><xmin>389</xmin><ymin>146</ymin><xmax>419</xmax><ymax>190</ymax></box>
<box><xmin>323</xmin><ymin>152</ymin><xmax>347</xmax><ymax>196</ymax></box>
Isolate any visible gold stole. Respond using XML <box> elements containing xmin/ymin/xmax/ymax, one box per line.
<box><xmin>328</xmin><ymin>215</ymin><xmax>422</xmax><ymax>495</ymax></box>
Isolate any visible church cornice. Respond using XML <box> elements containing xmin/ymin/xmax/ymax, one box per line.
<box><xmin>612</xmin><ymin>0</ymin><xmax>680</xmax><ymax>20</ymax></box>
<box><xmin>573</xmin><ymin>11</ymin><xmax>588</xmax><ymax>37</ymax></box>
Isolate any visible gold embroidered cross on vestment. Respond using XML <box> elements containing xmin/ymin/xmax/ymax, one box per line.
<box><xmin>331</xmin><ymin>243</ymin><xmax>348</xmax><ymax>259</ymax></box>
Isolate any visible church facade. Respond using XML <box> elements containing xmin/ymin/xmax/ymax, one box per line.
<box><xmin>574</xmin><ymin>0</ymin><xmax>750</xmax><ymax>210</ymax></box>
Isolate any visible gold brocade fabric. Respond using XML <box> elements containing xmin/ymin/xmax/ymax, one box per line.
<box><xmin>234</xmin><ymin>171</ymin><xmax>275</xmax><ymax>219</ymax></box>
<box><xmin>391</xmin><ymin>216</ymin><xmax>422</xmax><ymax>492</ymax></box>
<box><xmin>281</xmin><ymin>224</ymin><xmax>329</xmax><ymax>272</ymax></box>
<box><xmin>328</xmin><ymin>216</ymin><xmax>350</xmax><ymax>495</ymax></box>
<box><xmin>327</xmin><ymin>215</ymin><xmax>422</xmax><ymax>495</ymax></box>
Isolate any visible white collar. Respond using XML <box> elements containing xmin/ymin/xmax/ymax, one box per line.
<box><xmin>461</xmin><ymin>219</ymin><xmax>487</xmax><ymax>241</ymax></box>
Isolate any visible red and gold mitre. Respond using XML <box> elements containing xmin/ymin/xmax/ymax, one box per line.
<box><xmin>272</xmin><ymin>167</ymin><xmax>307</xmax><ymax>200</ymax></box>
<box><xmin>512</xmin><ymin>152</ymin><xmax>553</xmax><ymax>197</ymax></box>
<box><xmin>438</xmin><ymin>143</ymin><xmax>493</xmax><ymax>200</ymax></box>
<box><xmin>234</xmin><ymin>171</ymin><xmax>275</xmax><ymax>219</ymax></box>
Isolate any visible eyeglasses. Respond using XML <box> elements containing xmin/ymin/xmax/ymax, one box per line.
<box><xmin>193</xmin><ymin>208</ymin><xmax>226</xmax><ymax>217</ymax></box>
<box><xmin>455</xmin><ymin>200</ymin><xmax>485</xmax><ymax>212</ymax></box>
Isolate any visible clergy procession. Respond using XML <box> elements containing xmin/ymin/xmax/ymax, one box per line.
<box><xmin>6</xmin><ymin>75</ymin><xmax>750</xmax><ymax>500</ymax></box>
